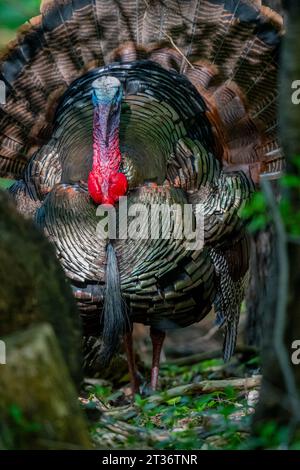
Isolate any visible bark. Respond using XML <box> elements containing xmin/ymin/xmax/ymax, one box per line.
<box><xmin>245</xmin><ymin>224</ymin><xmax>277</xmax><ymax>349</ymax></box>
<box><xmin>253</xmin><ymin>0</ymin><xmax>300</xmax><ymax>437</ymax></box>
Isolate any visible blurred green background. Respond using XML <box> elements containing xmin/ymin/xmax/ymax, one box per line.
<box><xmin>0</xmin><ymin>0</ymin><xmax>40</xmax><ymax>50</ymax></box>
<box><xmin>0</xmin><ymin>1</ymin><xmax>40</xmax><ymax>188</ymax></box>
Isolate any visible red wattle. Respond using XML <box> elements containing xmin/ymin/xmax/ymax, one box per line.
<box><xmin>109</xmin><ymin>172</ymin><xmax>128</xmax><ymax>199</ymax></box>
<box><xmin>88</xmin><ymin>170</ymin><xmax>128</xmax><ymax>205</ymax></box>
<box><xmin>89</xmin><ymin>104</ymin><xmax>127</xmax><ymax>205</ymax></box>
<box><xmin>88</xmin><ymin>171</ymin><xmax>103</xmax><ymax>205</ymax></box>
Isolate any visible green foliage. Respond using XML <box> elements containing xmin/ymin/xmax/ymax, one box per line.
<box><xmin>280</xmin><ymin>174</ymin><xmax>300</xmax><ymax>188</ymax></box>
<box><xmin>279</xmin><ymin>157</ymin><xmax>300</xmax><ymax>236</ymax></box>
<box><xmin>9</xmin><ymin>404</ymin><xmax>41</xmax><ymax>434</ymax></box>
<box><xmin>0</xmin><ymin>0</ymin><xmax>40</xmax><ymax>49</ymax></box>
<box><xmin>69</xmin><ymin>350</ymin><xmax>300</xmax><ymax>450</ymax></box>
<box><xmin>91</xmin><ymin>385</ymin><xmax>113</xmax><ymax>402</ymax></box>
<box><xmin>132</xmin><ymin>385</ymin><xmax>251</xmax><ymax>450</ymax></box>
<box><xmin>240</xmin><ymin>192</ymin><xmax>269</xmax><ymax>233</ymax></box>
<box><xmin>240</xmin><ymin>422</ymin><xmax>291</xmax><ymax>450</ymax></box>
<box><xmin>0</xmin><ymin>0</ymin><xmax>40</xmax><ymax>30</ymax></box>
<box><xmin>279</xmin><ymin>198</ymin><xmax>300</xmax><ymax>237</ymax></box>
<box><xmin>160</xmin><ymin>358</ymin><xmax>223</xmax><ymax>386</ymax></box>
<box><xmin>0</xmin><ymin>404</ymin><xmax>42</xmax><ymax>449</ymax></box>
<box><xmin>0</xmin><ymin>178</ymin><xmax>14</xmax><ymax>189</ymax></box>
<box><xmin>241</xmin><ymin>155</ymin><xmax>300</xmax><ymax>236</ymax></box>
<box><xmin>84</xmin><ymin>358</ymin><xmax>262</xmax><ymax>450</ymax></box>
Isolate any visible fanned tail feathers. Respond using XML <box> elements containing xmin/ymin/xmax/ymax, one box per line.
<box><xmin>0</xmin><ymin>0</ymin><xmax>284</xmax><ymax>183</ymax></box>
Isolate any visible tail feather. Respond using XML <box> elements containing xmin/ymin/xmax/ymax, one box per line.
<box><xmin>0</xmin><ymin>0</ymin><xmax>284</xmax><ymax>180</ymax></box>
<box><xmin>223</xmin><ymin>318</ymin><xmax>239</xmax><ymax>363</ymax></box>
<box><xmin>100</xmin><ymin>242</ymin><xmax>128</xmax><ymax>365</ymax></box>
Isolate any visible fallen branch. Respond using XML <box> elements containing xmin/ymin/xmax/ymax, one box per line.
<box><xmin>167</xmin><ymin>345</ymin><xmax>258</xmax><ymax>367</ymax></box>
<box><xmin>97</xmin><ymin>416</ymin><xmax>169</xmax><ymax>444</ymax></box>
<box><xmin>146</xmin><ymin>376</ymin><xmax>262</xmax><ymax>405</ymax></box>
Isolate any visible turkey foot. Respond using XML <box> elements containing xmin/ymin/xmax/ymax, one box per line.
<box><xmin>124</xmin><ymin>331</ymin><xmax>140</xmax><ymax>396</ymax></box>
<box><xmin>150</xmin><ymin>327</ymin><xmax>166</xmax><ymax>391</ymax></box>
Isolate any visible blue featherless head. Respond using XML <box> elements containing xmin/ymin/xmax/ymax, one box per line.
<box><xmin>92</xmin><ymin>76</ymin><xmax>123</xmax><ymax>107</ymax></box>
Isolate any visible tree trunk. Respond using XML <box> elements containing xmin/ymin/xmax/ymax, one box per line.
<box><xmin>245</xmin><ymin>223</ymin><xmax>277</xmax><ymax>349</ymax></box>
<box><xmin>253</xmin><ymin>0</ymin><xmax>300</xmax><ymax>438</ymax></box>
<box><xmin>245</xmin><ymin>0</ymin><xmax>284</xmax><ymax>354</ymax></box>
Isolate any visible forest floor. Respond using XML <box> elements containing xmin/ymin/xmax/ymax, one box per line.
<box><xmin>79</xmin><ymin>317</ymin><xmax>268</xmax><ymax>450</ymax></box>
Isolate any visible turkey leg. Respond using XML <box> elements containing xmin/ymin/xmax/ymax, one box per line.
<box><xmin>124</xmin><ymin>331</ymin><xmax>140</xmax><ymax>395</ymax></box>
<box><xmin>150</xmin><ymin>327</ymin><xmax>166</xmax><ymax>391</ymax></box>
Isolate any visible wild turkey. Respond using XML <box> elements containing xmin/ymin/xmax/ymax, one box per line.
<box><xmin>0</xmin><ymin>0</ymin><xmax>283</xmax><ymax>392</ymax></box>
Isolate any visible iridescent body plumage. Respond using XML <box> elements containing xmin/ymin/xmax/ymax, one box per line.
<box><xmin>0</xmin><ymin>0</ymin><xmax>283</xmax><ymax>390</ymax></box>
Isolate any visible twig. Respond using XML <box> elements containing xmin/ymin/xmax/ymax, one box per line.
<box><xmin>97</xmin><ymin>416</ymin><xmax>168</xmax><ymax>443</ymax></box>
<box><xmin>103</xmin><ymin>406</ymin><xmax>137</xmax><ymax>420</ymax></box>
<box><xmin>142</xmin><ymin>0</ymin><xmax>195</xmax><ymax>70</ymax></box>
<box><xmin>164</xmin><ymin>32</ymin><xmax>195</xmax><ymax>69</ymax></box>
<box><xmin>146</xmin><ymin>376</ymin><xmax>262</xmax><ymax>405</ymax></box>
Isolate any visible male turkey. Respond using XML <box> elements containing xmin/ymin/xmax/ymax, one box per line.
<box><xmin>0</xmin><ymin>0</ymin><xmax>283</xmax><ymax>392</ymax></box>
